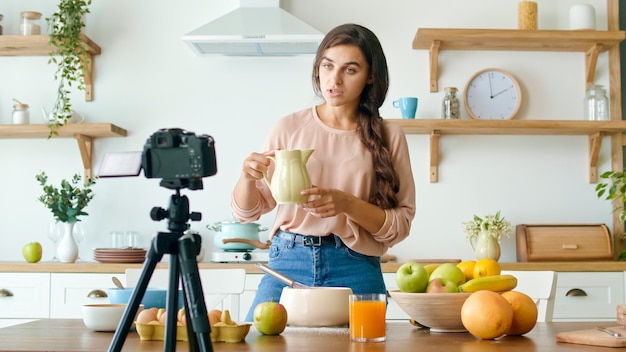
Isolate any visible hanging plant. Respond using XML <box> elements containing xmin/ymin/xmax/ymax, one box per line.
<box><xmin>46</xmin><ymin>0</ymin><xmax>92</xmax><ymax>138</ymax></box>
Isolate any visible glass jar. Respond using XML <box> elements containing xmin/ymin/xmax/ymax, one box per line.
<box><xmin>12</xmin><ymin>103</ymin><xmax>30</xmax><ymax>124</ymax></box>
<box><xmin>20</xmin><ymin>11</ymin><xmax>42</xmax><ymax>35</ymax></box>
<box><xmin>584</xmin><ymin>84</ymin><xmax>609</xmax><ymax>121</ymax></box>
<box><xmin>441</xmin><ymin>87</ymin><xmax>460</xmax><ymax>119</ymax></box>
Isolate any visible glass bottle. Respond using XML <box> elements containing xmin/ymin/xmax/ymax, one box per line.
<box><xmin>0</xmin><ymin>14</ymin><xmax>4</xmax><ymax>35</ymax></box>
<box><xmin>584</xmin><ymin>84</ymin><xmax>609</xmax><ymax>121</ymax></box>
<box><xmin>20</xmin><ymin>11</ymin><xmax>42</xmax><ymax>35</ymax></box>
<box><xmin>12</xmin><ymin>102</ymin><xmax>30</xmax><ymax>124</ymax></box>
<box><xmin>441</xmin><ymin>87</ymin><xmax>460</xmax><ymax>119</ymax></box>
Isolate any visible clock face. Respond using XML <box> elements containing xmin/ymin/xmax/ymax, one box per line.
<box><xmin>464</xmin><ymin>68</ymin><xmax>522</xmax><ymax>120</ymax></box>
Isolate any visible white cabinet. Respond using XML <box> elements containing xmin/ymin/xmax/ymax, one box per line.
<box><xmin>49</xmin><ymin>273</ymin><xmax>119</xmax><ymax>318</ymax></box>
<box><xmin>383</xmin><ymin>273</ymin><xmax>410</xmax><ymax>321</ymax></box>
<box><xmin>0</xmin><ymin>273</ymin><xmax>50</xmax><ymax>319</ymax></box>
<box><xmin>552</xmin><ymin>272</ymin><xmax>624</xmax><ymax>322</ymax></box>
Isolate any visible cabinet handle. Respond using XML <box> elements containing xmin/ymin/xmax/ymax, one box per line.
<box><xmin>87</xmin><ymin>289</ymin><xmax>108</xmax><ymax>298</ymax></box>
<box><xmin>0</xmin><ymin>288</ymin><xmax>13</xmax><ymax>297</ymax></box>
<box><xmin>566</xmin><ymin>288</ymin><xmax>587</xmax><ymax>297</ymax></box>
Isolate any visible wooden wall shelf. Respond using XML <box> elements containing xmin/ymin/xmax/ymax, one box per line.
<box><xmin>0</xmin><ymin>123</ymin><xmax>127</xmax><ymax>179</ymax></box>
<box><xmin>390</xmin><ymin>119</ymin><xmax>626</xmax><ymax>183</ymax></box>
<box><xmin>0</xmin><ymin>34</ymin><xmax>101</xmax><ymax>101</ymax></box>
<box><xmin>412</xmin><ymin>28</ymin><xmax>626</xmax><ymax>92</ymax></box>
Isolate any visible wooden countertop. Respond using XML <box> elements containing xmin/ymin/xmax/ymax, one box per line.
<box><xmin>0</xmin><ymin>319</ymin><xmax>621</xmax><ymax>351</ymax></box>
<box><xmin>1</xmin><ymin>261</ymin><xmax>625</xmax><ymax>274</ymax></box>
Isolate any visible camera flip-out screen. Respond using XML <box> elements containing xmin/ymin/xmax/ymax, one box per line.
<box><xmin>98</xmin><ymin>151</ymin><xmax>143</xmax><ymax>177</ymax></box>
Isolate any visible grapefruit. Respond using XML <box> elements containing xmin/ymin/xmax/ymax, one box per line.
<box><xmin>501</xmin><ymin>291</ymin><xmax>538</xmax><ymax>335</ymax></box>
<box><xmin>473</xmin><ymin>258</ymin><xmax>501</xmax><ymax>278</ymax></box>
<box><xmin>461</xmin><ymin>290</ymin><xmax>513</xmax><ymax>339</ymax></box>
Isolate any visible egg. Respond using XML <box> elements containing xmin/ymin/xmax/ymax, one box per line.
<box><xmin>136</xmin><ymin>308</ymin><xmax>158</xmax><ymax>324</ymax></box>
<box><xmin>208</xmin><ymin>309</ymin><xmax>222</xmax><ymax>326</ymax></box>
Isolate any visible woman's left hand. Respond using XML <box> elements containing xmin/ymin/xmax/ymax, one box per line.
<box><xmin>299</xmin><ymin>187</ymin><xmax>353</xmax><ymax>218</ymax></box>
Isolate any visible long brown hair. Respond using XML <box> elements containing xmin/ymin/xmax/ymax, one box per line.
<box><xmin>312</xmin><ymin>23</ymin><xmax>399</xmax><ymax>209</ymax></box>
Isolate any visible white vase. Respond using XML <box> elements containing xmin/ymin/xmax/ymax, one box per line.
<box><xmin>470</xmin><ymin>230</ymin><xmax>501</xmax><ymax>261</ymax></box>
<box><xmin>57</xmin><ymin>222</ymin><xmax>78</xmax><ymax>263</ymax></box>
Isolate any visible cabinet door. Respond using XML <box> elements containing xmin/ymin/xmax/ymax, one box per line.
<box><xmin>239</xmin><ymin>274</ymin><xmax>262</xmax><ymax>322</ymax></box>
<box><xmin>50</xmin><ymin>273</ymin><xmax>120</xmax><ymax>318</ymax></box>
<box><xmin>383</xmin><ymin>273</ymin><xmax>410</xmax><ymax>320</ymax></box>
<box><xmin>0</xmin><ymin>273</ymin><xmax>50</xmax><ymax>318</ymax></box>
<box><xmin>553</xmin><ymin>272</ymin><xmax>624</xmax><ymax>321</ymax></box>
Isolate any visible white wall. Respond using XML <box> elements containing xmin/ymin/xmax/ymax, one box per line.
<box><xmin>0</xmin><ymin>0</ymin><xmax>616</xmax><ymax>263</ymax></box>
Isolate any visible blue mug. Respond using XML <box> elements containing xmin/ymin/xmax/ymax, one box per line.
<box><xmin>393</xmin><ymin>97</ymin><xmax>418</xmax><ymax>119</ymax></box>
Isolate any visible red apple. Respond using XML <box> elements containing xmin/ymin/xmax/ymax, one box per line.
<box><xmin>428</xmin><ymin>263</ymin><xmax>466</xmax><ymax>286</ymax></box>
<box><xmin>395</xmin><ymin>261</ymin><xmax>429</xmax><ymax>293</ymax></box>
<box><xmin>253</xmin><ymin>301</ymin><xmax>288</xmax><ymax>335</ymax></box>
<box><xmin>426</xmin><ymin>278</ymin><xmax>458</xmax><ymax>293</ymax></box>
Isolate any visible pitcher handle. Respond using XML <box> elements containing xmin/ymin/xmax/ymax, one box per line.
<box><xmin>469</xmin><ymin>236</ymin><xmax>477</xmax><ymax>252</ymax></box>
<box><xmin>262</xmin><ymin>156</ymin><xmax>275</xmax><ymax>188</ymax></box>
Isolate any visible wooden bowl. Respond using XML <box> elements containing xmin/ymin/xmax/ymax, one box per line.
<box><xmin>388</xmin><ymin>290</ymin><xmax>471</xmax><ymax>332</ymax></box>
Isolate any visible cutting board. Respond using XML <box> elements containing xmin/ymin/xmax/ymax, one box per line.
<box><xmin>556</xmin><ymin>326</ymin><xmax>626</xmax><ymax>348</ymax></box>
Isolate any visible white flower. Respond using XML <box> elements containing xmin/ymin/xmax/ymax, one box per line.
<box><xmin>462</xmin><ymin>211</ymin><xmax>512</xmax><ymax>243</ymax></box>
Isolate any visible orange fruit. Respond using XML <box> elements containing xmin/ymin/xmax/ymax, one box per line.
<box><xmin>461</xmin><ymin>290</ymin><xmax>513</xmax><ymax>339</ymax></box>
<box><xmin>501</xmin><ymin>291</ymin><xmax>538</xmax><ymax>335</ymax></box>
<box><xmin>457</xmin><ymin>260</ymin><xmax>476</xmax><ymax>281</ymax></box>
<box><xmin>473</xmin><ymin>258</ymin><xmax>501</xmax><ymax>278</ymax></box>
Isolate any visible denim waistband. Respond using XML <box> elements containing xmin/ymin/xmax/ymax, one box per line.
<box><xmin>275</xmin><ymin>230</ymin><xmax>343</xmax><ymax>247</ymax></box>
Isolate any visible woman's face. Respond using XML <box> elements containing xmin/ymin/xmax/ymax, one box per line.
<box><xmin>318</xmin><ymin>44</ymin><xmax>371</xmax><ymax>108</ymax></box>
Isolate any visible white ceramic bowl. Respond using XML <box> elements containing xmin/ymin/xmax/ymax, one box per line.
<box><xmin>388</xmin><ymin>290</ymin><xmax>471</xmax><ymax>332</ymax></box>
<box><xmin>279</xmin><ymin>287</ymin><xmax>353</xmax><ymax>327</ymax></box>
<box><xmin>81</xmin><ymin>303</ymin><xmax>143</xmax><ymax>331</ymax></box>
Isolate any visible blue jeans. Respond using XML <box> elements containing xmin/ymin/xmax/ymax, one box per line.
<box><xmin>244</xmin><ymin>230</ymin><xmax>386</xmax><ymax>322</ymax></box>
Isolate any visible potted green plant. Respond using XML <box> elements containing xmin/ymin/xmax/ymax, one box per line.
<box><xmin>595</xmin><ymin>170</ymin><xmax>626</xmax><ymax>260</ymax></box>
<box><xmin>36</xmin><ymin>171</ymin><xmax>96</xmax><ymax>263</ymax></box>
<box><xmin>45</xmin><ymin>0</ymin><xmax>92</xmax><ymax>137</ymax></box>
<box><xmin>461</xmin><ymin>211</ymin><xmax>512</xmax><ymax>261</ymax></box>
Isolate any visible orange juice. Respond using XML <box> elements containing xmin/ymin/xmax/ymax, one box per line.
<box><xmin>349</xmin><ymin>297</ymin><xmax>386</xmax><ymax>342</ymax></box>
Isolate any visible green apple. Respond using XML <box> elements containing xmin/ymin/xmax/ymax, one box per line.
<box><xmin>428</xmin><ymin>263</ymin><xmax>466</xmax><ymax>286</ymax></box>
<box><xmin>395</xmin><ymin>261</ymin><xmax>429</xmax><ymax>293</ymax></box>
<box><xmin>423</xmin><ymin>264</ymin><xmax>441</xmax><ymax>278</ymax></box>
<box><xmin>425</xmin><ymin>278</ymin><xmax>458</xmax><ymax>293</ymax></box>
<box><xmin>253</xmin><ymin>301</ymin><xmax>288</xmax><ymax>335</ymax></box>
<box><xmin>22</xmin><ymin>242</ymin><xmax>42</xmax><ymax>263</ymax></box>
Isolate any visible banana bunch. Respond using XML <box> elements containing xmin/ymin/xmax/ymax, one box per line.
<box><xmin>458</xmin><ymin>274</ymin><xmax>518</xmax><ymax>293</ymax></box>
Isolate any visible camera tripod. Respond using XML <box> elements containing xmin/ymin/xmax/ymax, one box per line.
<box><xmin>108</xmin><ymin>188</ymin><xmax>213</xmax><ymax>352</ymax></box>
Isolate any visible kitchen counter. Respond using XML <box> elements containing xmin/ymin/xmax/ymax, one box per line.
<box><xmin>1</xmin><ymin>261</ymin><xmax>626</xmax><ymax>273</ymax></box>
<box><xmin>0</xmin><ymin>319</ymin><xmax>621</xmax><ymax>351</ymax></box>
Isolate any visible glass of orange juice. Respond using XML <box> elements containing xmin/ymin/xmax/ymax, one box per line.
<box><xmin>349</xmin><ymin>293</ymin><xmax>386</xmax><ymax>342</ymax></box>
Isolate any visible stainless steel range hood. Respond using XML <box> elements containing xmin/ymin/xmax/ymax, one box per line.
<box><xmin>182</xmin><ymin>0</ymin><xmax>324</xmax><ymax>56</ymax></box>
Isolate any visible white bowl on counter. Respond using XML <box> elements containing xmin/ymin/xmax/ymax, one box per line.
<box><xmin>279</xmin><ymin>286</ymin><xmax>352</xmax><ymax>327</ymax></box>
<box><xmin>81</xmin><ymin>303</ymin><xmax>143</xmax><ymax>331</ymax></box>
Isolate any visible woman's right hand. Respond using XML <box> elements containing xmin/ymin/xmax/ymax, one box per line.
<box><xmin>241</xmin><ymin>151</ymin><xmax>274</xmax><ymax>181</ymax></box>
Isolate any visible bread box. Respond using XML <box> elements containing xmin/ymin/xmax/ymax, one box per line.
<box><xmin>516</xmin><ymin>224</ymin><xmax>613</xmax><ymax>262</ymax></box>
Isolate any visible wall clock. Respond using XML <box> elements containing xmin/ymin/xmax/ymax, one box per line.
<box><xmin>463</xmin><ymin>68</ymin><xmax>522</xmax><ymax>120</ymax></box>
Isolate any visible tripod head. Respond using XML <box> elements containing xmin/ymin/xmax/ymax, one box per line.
<box><xmin>150</xmin><ymin>188</ymin><xmax>202</xmax><ymax>234</ymax></box>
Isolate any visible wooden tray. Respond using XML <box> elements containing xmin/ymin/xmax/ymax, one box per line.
<box><xmin>557</xmin><ymin>326</ymin><xmax>626</xmax><ymax>348</ymax></box>
<box><xmin>516</xmin><ymin>224</ymin><xmax>613</xmax><ymax>262</ymax></box>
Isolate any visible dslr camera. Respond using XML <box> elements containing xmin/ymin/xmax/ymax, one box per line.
<box><xmin>142</xmin><ymin>128</ymin><xmax>217</xmax><ymax>190</ymax></box>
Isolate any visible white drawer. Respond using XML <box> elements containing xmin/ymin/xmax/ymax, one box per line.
<box><xmin>49</xmin><ymin>273</ymin><xmax>119</xmax><ymax>318</ymax></box>
<box><xmin>553</xmin><ymin>272</ymin><xmax>624</xmax><ymax>321</ymax></box>
<box><xmin>0</xmin><ymin>273</ymin><xmax>50</xmax><ymax>318</ymax></box>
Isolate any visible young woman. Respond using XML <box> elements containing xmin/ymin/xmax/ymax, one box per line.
<box><xmin>231</xmin><ymin>23</ymin><xmax>416</xmax><ymax>321</ymax></box>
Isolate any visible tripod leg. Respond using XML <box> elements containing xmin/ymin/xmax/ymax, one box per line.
<box><xmin>179</xmin><ymin>232</ymin><xmax>213</xmax><ymax>352</ymax></box>
<box><xmin>163</xmin><ymin>255</ymin><xmax>180</xmax><ymax>351</ymax></box>
<box><xmin>108</xmin><ymin>239</ymin><xmax>163</xmax><ymax>352</ymax></box>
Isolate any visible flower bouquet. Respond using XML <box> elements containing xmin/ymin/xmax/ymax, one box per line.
<box><xmin>461</xmin><ymin>211</ymin><xmax>512</xmax><ymax>243</ymax></box>
<box><xmin>36</xmin><ymin>172</ymin><xmax>96</xmax><ymax>223</ymax></box>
